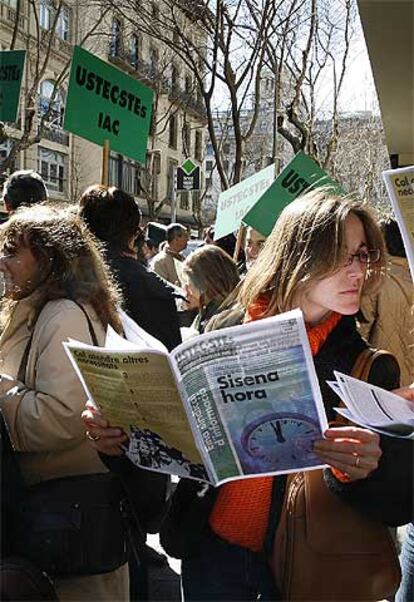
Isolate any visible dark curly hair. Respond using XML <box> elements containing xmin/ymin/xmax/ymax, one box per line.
<box><xmin>78</xmin><ymin>185</ymin><xmax>141</xmax><ymax>254</ymax></box>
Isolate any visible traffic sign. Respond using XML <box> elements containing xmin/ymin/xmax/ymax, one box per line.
<box><xmin>176</xmin><ymin>158</ymin><xmax>200</xmax><ymax>191</ymax></box>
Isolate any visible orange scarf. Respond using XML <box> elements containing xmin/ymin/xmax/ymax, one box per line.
<box><xmin>209</xmin><ymin>297</ymin><xmax>342</xmax><ymax>552</ymax></box>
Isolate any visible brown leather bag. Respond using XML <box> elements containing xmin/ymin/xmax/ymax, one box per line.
<box><xmin>271</xmin><ymin>348</ymin><xmax>402</xmax><ymax>601</ymax></box>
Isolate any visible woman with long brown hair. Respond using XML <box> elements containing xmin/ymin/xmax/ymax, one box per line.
<box><xmin>0</xmin><ymin>204</ymin><xmax>128</xmax><ymax>601</ymax></box>
<box><xmin>160</xmin><ymin>189</ymin><xmax>412</xmax><ymax>600</ymax></box>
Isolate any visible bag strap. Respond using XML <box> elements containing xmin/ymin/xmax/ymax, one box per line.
<box><xmin>17</xmin><ymin>300</ymin><xmax>98</xmax><ymax>383</ymax></box>
<box><xmin>351</xmin><ymin>347</ymin><xmax>395</xmax><ymax>382</ymax></box>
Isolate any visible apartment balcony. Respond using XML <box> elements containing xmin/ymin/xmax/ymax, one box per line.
<box><xmin>39</xmin><ymin>29</ymin><xmax>72</xmax><ymax>57</ymax></box>
<box><xmin>0</xmin><ymin>1</ymin><xmax>27</xmax><ymax>30</ymax></box>
<box><xmin>108</xmin><ymin>48</ymin><xmax>169</xmax><ymax>93</ymax></box>
<box><xmin>38</xmin><ymin>124</ymin><xmax>69</xmax><ymax>146</ymax></box>
<box><xmin>168</xmin><ymin>85</ymin><xmax>207</xmax><ymax>120</ymax></box>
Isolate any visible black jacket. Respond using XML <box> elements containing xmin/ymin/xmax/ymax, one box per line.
<box><xmin>160</xmin><ymin>316</ymin><xmax>413</xmax><ymax>559</ymax></box>
<box><xmin>107</xmin><ymin>252</ymin><xmax>181</xmax><ymax>351</ymax></box>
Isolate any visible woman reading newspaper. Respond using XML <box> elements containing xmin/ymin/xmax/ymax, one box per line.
<box><xmin>83</xmin><ymin>190</ymin><xmax>413</xmax><ymax>600</ymax></box>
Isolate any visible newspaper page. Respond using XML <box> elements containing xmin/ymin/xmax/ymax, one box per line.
<box><xmin>64</xmin><ymin>336</ymin><xmax>208</xmax><ymax>482</ymax></box>
<box><xmin>383</xmin><ymin>166</ymin><xmax>414</xmax><ymax>281</ymax></box>
<box><xmin>170</xmin><ymin>309</ymin><xmax>329</xmax><ymax>486</ymax></box>
<box><xmin>329</xmin><ymin>372</ymin><xmax>414</xmax><ymax>439</ymax></box>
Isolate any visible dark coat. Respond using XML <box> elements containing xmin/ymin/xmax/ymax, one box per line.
<box><xmin>107</xmin><ymin>252</ymin><xmax>182</xmax><ymax>351</ymax></box>
<box><xmin>160</xmin><ymin>316</ymin><xmax>413</xmax><ymax>560</ymax></box>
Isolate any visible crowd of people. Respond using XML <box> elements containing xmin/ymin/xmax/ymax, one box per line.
<box><xmin>0</xmin><ymin>168</ymin><xmax>413</xmax><ymax>602</ymax></box>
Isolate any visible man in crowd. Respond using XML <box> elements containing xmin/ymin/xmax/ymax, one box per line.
<box><xmin>238</xmin><ymin>226</ymin><xmax>267</xmax><ymax>276</ymax></box>
<box><xmin>1</xmin><ymin>169</ymin><xmax>48</xmax><ymax>214</ymax></box>
<box><xmin>0</xmin><ymin>170</ymin><xmax>49</xmax><ymax>299</ymax></box>
<box><xmin>151</xmin><ymin>223</ymin><xmax>188</xmax><ymax>286</ymax></box>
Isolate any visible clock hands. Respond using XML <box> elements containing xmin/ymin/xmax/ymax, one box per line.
<box><xmin>271</xmin><ymin>420</ymin><xmax>286</xmax><ymax>443</ymax></box>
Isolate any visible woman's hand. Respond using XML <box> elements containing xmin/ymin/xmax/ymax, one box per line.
<box><xmin>392</xmin><ymin>385</ymin><xmax>414</xmax><ymax>403</ymax></box>
<box><xmin>81</xmin><ymin>404</ymin><xmax>128</xmax><ymax>456</ymax></box>
<box><xmin>313</xmin><ymin>426</ymin><xmax>382</xmax><ymax>482</ymax></box>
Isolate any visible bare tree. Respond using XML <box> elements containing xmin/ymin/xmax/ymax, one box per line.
<box><xmin>102</xmin><ymin>0</ymin><xmax>286</xmax><ymax>191</ymax></box>
<box><xmin>0</xmin><ymin>0</ymin><xmax>110</xmax><ymax>173</ymax></box>
<box><xmin>261</xmin><ymin>0</ymin><xmax>356</xmax><ymax>169</ymax></box>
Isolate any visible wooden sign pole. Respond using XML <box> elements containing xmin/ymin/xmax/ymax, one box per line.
<box><xmin>101</xmin><ymin>139</ymin><xmax>110</xmax><ymax>186</ymax></box>
<box><xmin>233</xmin><ymin>224</ymin><xmax>245</xmax><ymax>262</ymax></box>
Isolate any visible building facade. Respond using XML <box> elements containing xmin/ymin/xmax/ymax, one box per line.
<box><xmin>0</xmin><ymin>0</ymin><xmax>207</xmax><ymax>227</ymax></box>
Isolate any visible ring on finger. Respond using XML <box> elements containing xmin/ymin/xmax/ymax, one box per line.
<box><xmin>354</xmin><ymin>455</ymin><xmax>361</xmax><ymax>468</ymax></box>
<box><xmin>86</xmin><ymin>430</ymin><xmax>101</xmax><ymax>442</ymax></box>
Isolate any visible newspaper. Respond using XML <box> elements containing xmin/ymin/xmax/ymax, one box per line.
<box><xmin>328</xmin><ymin>372</ymin><xmax>414</xmax><ymax>439</ymax></box>
<box><xmin>382</xmin><ymin>165</ymin><xmax>414</xmax><ymax>281</ymax></box>
<box><xmin>64</xmin><ymin>309</ymin><xmax>329</xmax><ymax>486</ymax></box>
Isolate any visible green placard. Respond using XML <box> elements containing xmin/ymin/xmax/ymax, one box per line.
<box><xmin>0</xmin><ymin>50</ymin><xmax>25</xmax><ymax>123</ymax></box>
<box><xmin>214</xmin><ymin>164</ymin><xmax>275</xmax><ymax>240</ymax></box>
<box><xmin>243</xmin><ymin>152</ymin><xmax>342</xmax><ymax>236</ymax></box>
<box><xmin>64</xmin><ymin>46</ymin><xmax>154</xmax><ymax>164</ymax></box>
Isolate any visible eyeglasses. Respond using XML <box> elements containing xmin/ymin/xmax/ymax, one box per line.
<box><xmin>343</xmin><ymin>249</ymin><xmax>381</xmax><ymax>267</ymax></box>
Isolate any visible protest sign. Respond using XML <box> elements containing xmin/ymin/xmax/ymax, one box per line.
<box><xmin>64</xmin><ymin>46</ymin><xmax>153</xmax><ymax>164</ymax></box>
<box><xmin>244</xmin><ymin>152</ymin><xmax>341</xmax><ymax>236</ymax></box>
<box><xmin>383</xmin><ymin>165</ymin><xmax>414</xmax><ymax>280</ymax></box>
<box><xmin>214</xmin><ymin>164</ymin><xmax>275</xmax><ymax>241</ymax></box>
<box><xmin>0</xmin><ymin>50</ymin><xmax>25</xmax><ymax>122</ymax></box>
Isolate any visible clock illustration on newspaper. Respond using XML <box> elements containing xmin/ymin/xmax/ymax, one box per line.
<box><xmin>240</xmin><ymin>412</ymin><xmax>321</xmax><ymax>468</ymax></box>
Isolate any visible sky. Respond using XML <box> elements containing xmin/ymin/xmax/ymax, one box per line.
<box><xmin>212</xmin><ymin>1</ymin><xmax>381</xmax><ymax>117</ymax></box>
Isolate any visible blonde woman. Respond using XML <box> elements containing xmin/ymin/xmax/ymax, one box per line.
<box><xmin>160</xmin><ymin>190</ymin><xmax>413</xmax><ymax>600</ymax></box>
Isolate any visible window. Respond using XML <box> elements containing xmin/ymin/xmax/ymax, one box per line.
<box><xmin>205</xmin><ymin>160</ymin><xmax>213</xmax><ymax>171</ymax></box>
<box><xmin>223</xmin><ymin>142</ymin><xmax>230</xmax><ymax>155</ymax></box>
<box><xmin>130</xmin><ymin>35</ymin><xmax>139</xmax><ymax>67</ymax></box>
<box><xmin>149</xmin><ymin>107</ymin><xmax>156</xmax><ymax>135</ymax></box>
<box><xmin>183</xmin><ymin>122</ymin><xmax>191</xmax><ymax>155</ymax></box>
<box><xmin>56</xmin><ymin>5</ymin><xmax>70</xmax><ymax>41</ymax></box>
<box><xmin>40</xmin><ymin>0</ymin><xmax>51</xmax><ymax>29</ymax></box>
<box><xmin>166</xmin><ymin>158</ymin><xmax>178</xmax><ymax>203</ymax></box>
<box><xmin>109</xmin><ymin>153</ymin><xmax>142</xmax><ymax>196</ymax></box>
<box><xmin>38</xmin><ymin>80</ymin><xmax>65</xmax><ymax>128</ymax></box>
<box><xmin>179</xmin><ymin>191</ymin><xmax>189</xmax><ymax>210</ymax></box>
<box><xmin>170</xmin><ymin>64</ymin><xmax>178</xmax><ymax>94</ymax></box>
<box><xmin>184</xmin><ymin>74</ymin><xmax>192</xmax><ymax>95</ymax></box>
<box><xmin>223</xmin><ymin>159</ymin><xmax>230</xmax><ymax>171</ymax></box>
<box><xmin>151</xmin><ymin>151</ymin><xmax>161</xmax><ymax>200</ymax></box>
<box><xmin>168</xmin><ymin>114</ymin><xmax>178</xmax><ymax>149</ymax></box>
<box><xmin>38</xmin><ymin>147</ymin><xmax>65</xmax><ymax>193</ymax></box>
<box><xmin>192</xmin><ymin>190</ymin><xmax>201</xmax><ymax>212</ymax></box>
<box><xmin>110</xmin><ymin>18</ymin><xmax>122</xmax><ymax>57</ymax></box>
<box><xmin>149</xmin><ymin>47</ymin><xmax>158</xmax><ymax>76</ymax></box>
<box><xmin>195</xmin><ymin>130</ymin><xmax>203</xmax><ymax>161</ymax></box>
<box><xmin>152</xmin><ymin>3</ymin><xmax>159</xmax><ymax>20</ymax></box>
<box><xmin>0</xmin><ymin>140</ymin><xmax>20</xmax><ymax>177</ymax></box>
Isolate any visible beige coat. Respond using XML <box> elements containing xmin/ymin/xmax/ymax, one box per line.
<box><xmin>0</xmin><ymin>297</ymin><xmax>129</xmax><ymax>601</ymax></box>
<box><xmin>359</xmin><ymin>256</ymin><xmax>413</xmax><ymax>387</ymax></box>
<box><xmin>151</xmin><ymin>246</ymin><xmax>184</xmax><ymax>286</ymax></box>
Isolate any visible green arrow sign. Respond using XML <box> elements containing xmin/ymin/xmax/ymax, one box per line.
<box><xmin>243</xmin><ymin>152</ymin><xmax>342</xmax><ymax>236</ymax></box>
<box><xmin>64</xmin><ymin>46</ymin><xmax>154</xmax><ymax>164</ymax></box>
<box><xmin>182</xmin><ymin>158</ymin><xmax>197</xmax><ymax>175</ymax></box>
<box><xmin>0</xmin><ymin>50</ymin><xmax>25</xmax><ymax>123</ymax></box>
